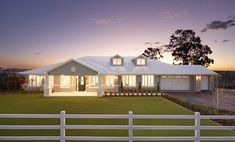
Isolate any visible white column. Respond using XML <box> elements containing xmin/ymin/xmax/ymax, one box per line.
<box><xmin>97</xmin><ymin>74</ymin><xmax>103</xmax><ymax>97</ymax></box>
<box><xmin>44</xmin><ymin>74</ymin><xmax>51</xmax><ymax>97</ymax></box>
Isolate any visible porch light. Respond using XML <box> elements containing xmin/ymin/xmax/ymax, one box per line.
<box><xmin>196</xmin><ymin>75</ymin><xmax>201</xmax><ymax>80</ymax></box>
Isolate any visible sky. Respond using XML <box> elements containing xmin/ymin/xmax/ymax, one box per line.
<box><xmin>0</xmin><ymin>0</ymin><xmax>235</xmax><ymax>70</ymax></box>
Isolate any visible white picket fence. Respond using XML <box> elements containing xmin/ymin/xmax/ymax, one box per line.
<box><xmin>0</xmin><ymin>111</ymin><xmax>234</xmax><ymax>142</ymax></box>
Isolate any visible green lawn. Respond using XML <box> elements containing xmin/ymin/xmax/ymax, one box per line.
<box><xmin>0</xmin><ymin>93</ymin><xmax>234</xmax><ymax>142</ymax></box>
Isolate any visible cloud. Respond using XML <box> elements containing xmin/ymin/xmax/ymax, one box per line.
<box><xmin>90</xmin><ymin>17</ymin><xmax>113</xmax><ymax>25</ymax></box>
<box><xmin>145</xmin><ymin>42</ymin><xmax>160</xmax><ymax>47</ymax></box>
<box><xmin>90</xmin><ymin>16</ymin><xmax>125</xmax><ymax>25</ymax></box>
<box><xmin>201</xmin><ymin>17</ymin><xmax>235</xmax><ymax>32</ymax></box>
<box><xmin>160</xmin><ymin>10</ymin><xmax>189</xmax><ymax>19</ymax></box>
<box><xmin>222</xmin><ymin>39</ymin><xmax>230</xmax><ymax>43</ymax></box>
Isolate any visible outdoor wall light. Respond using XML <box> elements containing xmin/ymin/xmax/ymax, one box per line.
<box><xmin>196</xmin><ymin>75</ymin><xmax>201</xmax><ymax>80</ymax></box>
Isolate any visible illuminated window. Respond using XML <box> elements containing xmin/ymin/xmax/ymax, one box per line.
<box><xmin>142</xmin><ymin>75</ymin><xmax>154</xmax><ymax>87</ymax></box>
<box><xmin>88</xmin><ymin>75</ymin><xmax>98</xmax><ymax>88</ymax></box>
<box><xmin>29</xmin><ymin>75</ymin><xmax>36</xmax><ymax>86</ymax></box>
<box><xmin>29</xmin><ymin>75</ymin><xmax>44</xmax><ymax>86</ymax></box>
<box><xmin>112</xmin><ymin>58</ymin><xmax>122</xmax><ymax>65</ymax></box>
<box><xmin>136</xmin><ymin>58</ymin><xmax>146</xmax><ymax>65</ymax></box>
<box><xmin>36</xmin><ymin>76</ymin><xmax>44</xmax><ymax>86</ymax></box>
<box><xmin>105</xmin><ymin>75</ymin><xmax>118</xmax><ymax>87</ymax></box>
<box><xmin>122</xmin><ymin>75</ymin><xmax>136</xmax><ymax>87</ymax></box>
<box><xmin>60</xmin><ymin>75</ymin><xmax>70</xmax><ymax>88</ymax></box>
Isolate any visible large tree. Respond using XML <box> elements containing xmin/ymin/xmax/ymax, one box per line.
<box><xmin>142</xmin><ymin>47</ymin><xmax>163</xmax><ymax>60</ymax></box>
<box><xmin>168</xmin><ymin>29</ymin><xmax>214</xmax><ymax>67</ymax></box>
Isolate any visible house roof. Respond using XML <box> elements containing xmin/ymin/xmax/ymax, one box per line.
<box><xmin>19</xmin><ymin>56</ymin><xmax>217</xmax><ymax>75</ymax></box>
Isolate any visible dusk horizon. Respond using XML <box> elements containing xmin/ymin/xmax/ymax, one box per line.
<box><xmin>1</xmin><ymin>0</ymin><xmax>235</xmax><ymax>71</ymax></box>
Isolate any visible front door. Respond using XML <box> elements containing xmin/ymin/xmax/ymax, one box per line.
<box><xmin>78</xmin><ymin>76</ymin><xmax>86</xmax><ymax>91</ymax></box>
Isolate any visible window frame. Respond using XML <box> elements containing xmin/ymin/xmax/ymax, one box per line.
<box><xmin>105</xmin><ymin>75</ymin><xmax>118</xmax><ymax>87</ymax></box>
<box><xmin>112</xmin><ymin>58</ymin><xmax>122</xmax><ymax>66</ymax></box>
<box><xmin>29</xmin><ymin>75</ymin><xmax>44</xmax><ymax>86</ymax></box>
<box><xmin>136</xmin><ymin>58</ymin><xmax>146</xmax><ymax>66</ymax></box>
<box><xmin>122</xmin><ymin>75</ymin><xmax>136</xmax><ymax>87</ymax></box>
<box><xmin>142</xmin><ymin>75</ymin><xmax>154</xmax><ymax>87</ymax></box>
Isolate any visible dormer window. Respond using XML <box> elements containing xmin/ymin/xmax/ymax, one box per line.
<box><xmin>136</xmin><ymin>58</ymin><xmax>146</xmax><ymax>66</ymax></box>
<box><xmin>111</xmin><ymin>55</ymin><xmax>123</xmax><ymax>66</ymax></box>
<box><xmin>112</xmin><ymin>58</ymin><xmax>122</xmax><ymax>65</ymax></box>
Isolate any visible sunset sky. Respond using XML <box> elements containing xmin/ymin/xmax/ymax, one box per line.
<box><xmin>1</xmin><ymin>0</ymin><xmax>235</xmax><ymax>70</ymax></box>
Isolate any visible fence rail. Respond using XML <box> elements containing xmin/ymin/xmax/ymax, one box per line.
<box><xmin>0</xmin><ymin>111</ymin><xmax>234</xmax><ymax>142</ymax></box>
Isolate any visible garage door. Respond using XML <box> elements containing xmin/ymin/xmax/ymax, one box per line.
<box><xmin>160</xmin><ymin>76</ymin><xmax>190</xmax><ymax>90</ymax></box>
<box><xmin>201</xmin><ymin>76</ymin><xmax>208</xmax><ymax>90</ymax></box>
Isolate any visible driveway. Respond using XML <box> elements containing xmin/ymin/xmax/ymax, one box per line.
<box><xmin>168</xmin><ymin>89</ymin><xmax>235</xmax><ymax>112</ymax></box>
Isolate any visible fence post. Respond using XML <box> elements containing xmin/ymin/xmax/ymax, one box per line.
<box><xmin>128</xmin><ymin>111</ymin><xmax>133</xmax><ymax>142</ymax></box>
<box><xmin>195</xmin><ymin>112</ymin><xmax>200</xmax><ymax>142</ymax></box>
<box><xmin>60</xmin><ymin>111</ymin><xmax>66</xmax><ymax>142</ymax></box>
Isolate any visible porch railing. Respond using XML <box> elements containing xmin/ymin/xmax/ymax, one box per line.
<box><xmin>0</xmin><ymin>111</ymin><xmax>234</xmax><ymax>142</ymax></box>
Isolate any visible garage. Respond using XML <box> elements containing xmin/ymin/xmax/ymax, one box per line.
<box><xmin>160</xmin><ymin>76</ymin><xmax>190</xmax><ymax>91</ymax></box>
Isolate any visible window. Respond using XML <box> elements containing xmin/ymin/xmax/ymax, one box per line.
<box><xmin>36</xmin><ymin>76</ymin><xmax>44</xmax><ymax>86</ymax></box>
<box><xmin>105</xmin><ymin>75</ymin><xmax>118</xmax><ymax>87</ymax></box>
<box><xmin>88</xmin><ymin>75</ymin><xmax>98</xmax><ymax>88</ymax></box>
<box><xmin>122</xmin><ymin>75</ymin><xmax>136</xmax><ymax>87</ymax></box>
<box><xmin>136</xmin><ymin>58</ymin><xmax>146</xmax><ymax>65</ymax></box>
<box><xmin>29</xmin><ymin>75</ymin><xmax>36</xmax><ymax>86</ymax></box>
<box><xmin>29</xmin><ymin>75</ymin><xmax>44</xmax><ymax>86</ymax></box>
<box><xmin>112</xmin><ymin>58</ymin><xmax>122</xmax><ymax>65</ymax></box>
<box><xmin>142</xmin><ymin>75</ymin><xmax>154</xmax><ymax>87</ymax></box>
<box><xmin>60</xmin><ymin>75</ymin><xmax>70</xmax><ymax>88</ymax></box>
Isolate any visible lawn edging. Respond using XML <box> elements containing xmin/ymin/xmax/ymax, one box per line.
<box><xmin>161</xmin><ymin>94</ymin><xmax>235</xmax><ymax>126</ymax></box>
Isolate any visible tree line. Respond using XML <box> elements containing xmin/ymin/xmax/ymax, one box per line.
<box><xmin>0</xmin><ymin>74</ymin><xmax>25</xmax><ymax>91</ymax></box>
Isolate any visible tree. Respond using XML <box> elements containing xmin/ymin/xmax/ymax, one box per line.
<box><xmin>142</xmin><ymin>47</ymin><xmax>163</xmax><ymax>60</ymax></box>
<box><xmin>168</xmin><ymin>29</ymin><xmax>214</xmax><ymax>67</ymax></box>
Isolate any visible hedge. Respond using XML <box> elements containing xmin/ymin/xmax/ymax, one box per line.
<box><xmin>162</xmin><ymin>94</ymin><xmax>235</xmax><ymax>126</ymax></box>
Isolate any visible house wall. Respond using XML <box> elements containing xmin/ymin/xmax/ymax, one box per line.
<box><xmin>48</xmin><ymin>61</ymin><xmax>98</xmax><ymax>75</ymax></box>
<box><xmin>25</xmin><ymin>74</ymin><xmax>212</xmax><ymax>94</ymax></box>
<box><xmin>189</xmin><ymin>76</ymin><xmax>195</xmax><ymax>91</ymax></box>
<box><xmin>154</xmin><ymin>75</ymin><xmax>160</xmax><ymax>89</ymax></box>
<box><xmin>136</xmin><ymin>75</ymin><xmax>142</xmax><ymax>89</ymax></box>
<box><xmin>117</xmin><ymin>75</ymin><xmax>159</xmax><ymax>91</ymax></box>
<box><xmin>201</xmin><ymin>76</ymin><xmax>209</xmax><ymax>90</ymax></box>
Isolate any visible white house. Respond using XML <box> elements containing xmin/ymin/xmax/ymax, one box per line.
<box><xmin>19</xmin><ymin>55</ymin><xmax>217</xmax><ymax>97</ymax></box>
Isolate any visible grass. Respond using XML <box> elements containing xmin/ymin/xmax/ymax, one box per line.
<box><xmin>0</xmin><ymin>93</ymin><xmax>234</xmax><ymax>142</ymax></box>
